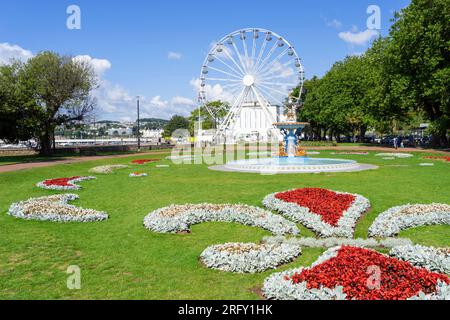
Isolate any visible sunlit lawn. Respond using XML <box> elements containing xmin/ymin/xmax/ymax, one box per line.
<box><xmin>0</xmin><ymin>150</ymin><xmax>448</xmax><ymax>299</ymax></box>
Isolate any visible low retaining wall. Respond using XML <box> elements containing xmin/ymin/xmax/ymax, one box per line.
<box><xmin>54</xmin><ymin>144</ymin><xmax>173</xmax><ymax>155</ymax></box>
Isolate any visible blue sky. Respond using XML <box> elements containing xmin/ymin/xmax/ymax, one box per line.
<box><xmin>0</xmin><ymin>0</ymin><xmax>410</xmax><ymax>121</ymax></box>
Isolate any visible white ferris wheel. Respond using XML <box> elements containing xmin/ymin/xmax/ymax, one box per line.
<box><xmin>198</xmin><ymin>28</ymin><xmax>305</xmax><ymax>143</ymax></box>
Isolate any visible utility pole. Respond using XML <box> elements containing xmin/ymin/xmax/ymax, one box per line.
<box><xmin>137</xmin><ymin>96</ymin><xmax>141</xmax><ymax>151</ymax></box>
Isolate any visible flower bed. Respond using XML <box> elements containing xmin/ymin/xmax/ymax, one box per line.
<box><xmin>368</xmin><ymin>203</ymin><xmax>450</xmax><ymax>237</ymax></box>
<box><xmin>375</xmin><ymin>153</ymin><xmax>413</xmax><ymax>158</ymax></box>
<box><xmin>89</xmin><ymin>165</ymin><xmax>129</xmax><ymax>174</ymax></box>
<box><xmin>331</xmin><ymin>151</ymin><xmax>368</xmax><ymax>155</ymax></box>
<box><xmin>143</xmin><ymin>203</ymin><xmax>300</xmax><ymax>235</ymax></box>
<box><xmin>36</xmin><ymin>176</ymin><xmax>96</xmax><ymax>190</ymax></box>
<box><xmin>390</xmin><ymin>245</ymin><xmax>450</xmax><ymax>274</ymax></box>
<box><xmin>8</xmin><ymin>194</ymin><xmax>108</xmax><ymax>222</ymax></box>
<box><xmin>263</xmin><ymin>246</ymin><xmax>450</xmax><ymax>300</ymax></box>
<box><xmin>200</xmin><ymin>242</ymin><xmax>301</xmax><ymax>273</ymax></box>
<box><xmin>424</xmin><ymin>156</ymin><xmax>450</xmax><ymax>162</ymax></box>
<box><xmin>131</xmin><ymin>159</ymin><xmax>159</xmax><ymax>165</ymax></box>
<box><xmin>263</xmin><ymin>188</ymin><xmax>370</xmax><ymax>238</ymax></box>
<box><xmin>129</xmin><ymin>172</ymin><xmax>148</xmax><ymax>177</ymax></box>
<box><xmin>262</xmin><ymin>235</ymin><xmax>413</xmax><ymax>249</ymax></box>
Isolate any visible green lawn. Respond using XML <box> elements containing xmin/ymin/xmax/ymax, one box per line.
<box><xmin>0</xmin><ymin>150</ymin><xmax>448</xmax><ymax>299</ymax></box>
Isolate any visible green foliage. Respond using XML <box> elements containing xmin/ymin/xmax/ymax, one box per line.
<box><xmin>188</xmin><ymin>101</ymin><xmax>230</xmax><ymax>135</ymax></box>
<box><xmin>0</xmin><ymin>52</ymin><xmax>98</xmax><ymax>155</ymax></box>
<box><xmin>163</xmin><ymin>115</ymin><xmax>190</xmax><ymax>138</ymax></box>
<box><xmin>373</xmin><ymin>0</ymin><xmax>450</xmax><ymax>145</ymax></box>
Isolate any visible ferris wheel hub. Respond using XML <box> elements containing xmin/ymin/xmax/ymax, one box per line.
<box><xmin>242</xmin><ymin>74</ymin><xmax>255</xmax><ymax>87</ymax></box>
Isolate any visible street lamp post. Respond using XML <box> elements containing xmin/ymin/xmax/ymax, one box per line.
<box><xmin>137</xmin><ymin>96</ymin><xmax>141</xmax><ymax>151</ymax></box>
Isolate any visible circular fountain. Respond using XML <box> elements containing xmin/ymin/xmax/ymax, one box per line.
<box><xmin>211</xmin><ymin>101</ymin><xmax>377</xmax><ymax>174</ymax></box>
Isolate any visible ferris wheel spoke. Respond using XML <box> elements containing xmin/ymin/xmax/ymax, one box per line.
<box><xmin>251</xmin><ymin>32</ymin><xmax>257</xmax><ymax>68</ymax></box>
<box><xmin>213</xmin><ymin>55</ymin><xmax>245</xmax><ymax>78</ymax></box>
<box><xmin>221</xmin><ymin>45</ymin><xmax>247</xmax><ymax>76</ymax></box>
<box><xmin>257</xmin><ymin>82</ymin><xmax>291</xmax><ymax>97</ymax></box>
<box><xmin>250</xmin><ymin>86</ymin><xmax>276</xmax><ymax>126</ymax></box>
<box><xmin>231</xmin><ymin>41</ymin><xmax>248</xmax><ymax>74</ymax></box>
<box><xmin>257</xmin><ymin>47</ymin><xmax>289</xmax><ymax>74</ymax></box>
<box><xmin>241</xmin><ymin>35</ymin><xmax>250</xmax><ymax>71</ymax></box>
<box><xmin>255</xmin><ymin>41</ymin><xmax>278</xmax><ymax>74</ymax></box>
<box><xmin>205</xmin><ymin>77</ymin><xmax>241</xmax><ymax>82</ymax></box>
<box><xmin>208</xmin><ymin>66</ymin><xmax>242</xmax><ymax>80</ymax></box>
<box><xmin>218</xmin><ymin>86</ymin><xmax>248</xmax><ymax>133</ymax></box>
<box><xmin>259</xmin><ymin>81</ymin><xmax>299</xmax><ymax>87</ymax></box>
<box><xmin>259</xmin><ymin>58</ymin><xmax>298</xmax><ymax>79</ymax></box>
<box><xmin>255</xmin><ymin>84</ymin><xmax>288</xmax><ymax>106</ymax></box>
<box><xmin>255</xmin><ymin>36</ymin><xmax>268</xmax><ymax>72</ymax></box>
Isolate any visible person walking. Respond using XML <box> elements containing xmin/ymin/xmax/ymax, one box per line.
<box><xmin>393</xmin><ymin>137</ymin><xmax>398</xmax><ymax>150</ymax></box>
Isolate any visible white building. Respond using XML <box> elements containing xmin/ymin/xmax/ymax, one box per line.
<box><xmin>141</xmin><ymin>129</ymin><xmax>163</xmax><ymax>139</ymax></box>
<box><xmin>106</xmin><ymin>127</ymin><xmax>133</xmax><ymax>136</ymax></box>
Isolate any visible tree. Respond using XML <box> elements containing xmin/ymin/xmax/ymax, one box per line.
<box><xmin>380</xmin><ymin>0</ymin><xmax>450</xmax><ymax>146</ymax></box>
<box><xmin>0</xmin><ymin>51</ymin><xmax>98</xmax><ymax>155</ymax></box>
<box><xmin>0</xmin><ymin>61</ymin><xmax>52</xmax><ymax>145</ymax></box>
<box><xmin>163</xmin><ymin>115</ymin><xmax>189</xmax><ymax>138</ymax></box>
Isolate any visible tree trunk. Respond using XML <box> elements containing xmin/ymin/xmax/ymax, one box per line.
<box><xmin>358</xmin><ymin>126</ymin><xmax>367</xmax><ymax>143</ymax></box>
<box><xmin>39</xmin><ymin>125</ymin><xmax>55</xmax><ymax>156</ymax></box>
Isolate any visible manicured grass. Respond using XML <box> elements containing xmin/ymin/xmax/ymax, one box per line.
<box><xmin>0</xmin><ymin>150</ymin><xmax>448</xmax><ymax>299</ymax></box>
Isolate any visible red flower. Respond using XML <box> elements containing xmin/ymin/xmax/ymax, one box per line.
<box><xmin>131</xmin><ymin>159</ymin><xmax>159</xmax><ymax>165</ymax></box>
<box><xmin>424</xmin><ymin>156</ymin><xmax>450</xmax><ymax>162</ymax></box>
<box><xmin>43</xmin><ymin>176</ymin><xmax>81</xmax><ymax>187</ymax></box>
<box><xmin>275</xmin><ymin>188</ymin><xmax>355</xmax><ymax>226</ymax></box>
<box><xmin>290</xmin><ymin>246</ymin><xmax>449</xmax><ymax>300</ymax></box>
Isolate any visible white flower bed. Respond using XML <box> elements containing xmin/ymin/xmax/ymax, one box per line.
<box><xmin>143</xmin><ymin>203</ymin><xmax>300</xmax><ymax>235</ymax></box>
<box><xmin>88</xmin><ymin>165</ymin><xmax>129</xmax><ymax>174</ymax></box>
<box><xmin>262</xmin><ymin>236</ymin><xmax>413</xmax><ymax>249</ymax></box>
<box><xmin>368</xmin><ymin>203</ymin><xmax>450</xmax><ymax>237</ymax></box>
<box><xmin>262</xmin><ymin>190</ymin><xmax>370</xmax><ymax>238</ymax></box>
<box><xmin>8</xmin><ymin>194</ymin><xmax>108</xmax><ymax>222</ymax></box>
<box><xmin>390</xmin><ymin>245</ymin><xmax>450</xmax><ymax>274</ymax></box>
<box><xmin>36</xmin><ymin>176</ymin><xmax>96</xmax><ymax>190</ymax></box>
<box><xmin>306</xmin><ymin>151</ymin><xmax>320</xmax><ymax>155</ymax></box>
<box><xmin>129</xmin><ymin>172</ymin><xmax>148</xmax><ymax>177</ymax></box>
<box><xmin>263</xmin><ymin>246</ymin><xmax>450</xmax><ymax>300</ymax></box>
<box><xmin>200</xmin><ymin>242</ymin><xmax>301</xmax><ymax>273</ymax></box>
<box><xmin>375</xmin><ymin>153</ymin><xmax>413</xmax><ymax>158</ymax></box>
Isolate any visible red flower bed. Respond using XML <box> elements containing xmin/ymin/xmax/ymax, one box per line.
<box><xmin>131</xmin><ymin>159</ymin><xmax>159</xmax><ymax>165</ymax></box>
<box><xmin>275</xmin><ymin>188</ymin><xmax>355</xmax><ymax>226</ymax></box>
<box><xmin>43</xmin><ymin>176</ymin><xmax>81</xmax><ymax>187</ymax></box>
<box><xmin>424</xmin><ymin>156</ymin><xmax>450</xmax><ymax>162</ymax></box>
<box><xmin>290</xmin><ymin>246</ymin><xmax>450</xmax><ymax>300</ymax></box>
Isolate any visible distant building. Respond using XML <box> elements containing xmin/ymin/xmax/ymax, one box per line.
<box><xmin>106</xmin><ymin>127</ymin><xmax>133</xmax><ymax>136</ymax></box>
<box><xmin>141</xmin><ymin>129</ymin><xmax>163</xmax><ymax>139</ymax></box>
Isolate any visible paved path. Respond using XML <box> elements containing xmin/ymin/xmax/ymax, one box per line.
<box><xmin>0</xmin><ymin>150</ymin><xmax>171</xmax><ymax>173</ymax></box>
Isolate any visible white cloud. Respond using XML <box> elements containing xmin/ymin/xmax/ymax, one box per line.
<box><xmin>0</xmin><ymin>42</ymin><xmax>195</xmax><ymax>120</ymax></box>
<box><xmin>168</xmin><ymin>51</ymin><xmax>182</xmax><ymax>60</ymax></box>
<box><xmin>73</xmin><ymin>55</ymin><xmax>112</xmax><ymax>76</ymax></box>
<box><xmin>322</xmin><ymin>17</ymin><xmax>342</xmax><ymax>29</ymax></box>
<box><xmin>0</xmin><ymin>42</ymin><xmax>33</xmax><ymax>65</ymax></box>
<box><xmin>171</xmin><ymin>96</ymin><xmax>195</xmax><ymax>106</ymax></box>
<box><xmin>338</xmin><ymin>29</ymin><xmax>379</xmax><ymax>46</ymax></box>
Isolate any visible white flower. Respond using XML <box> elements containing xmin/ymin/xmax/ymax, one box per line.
<box><xmin>89</xmin><ymin>165</ymin><xmax>129</xmax><ymax>174</ymax></box>
<box><xmin>368</xmin><ymin>203</ymin><xmax>450</xmax><ymax>237</ymax></box>
<box><xmin>143</xmin><ymin>203</ymin><xmax>300</xmax><ymax>235</ymax></box>
<box><xmin>200</xmin><ymin>242</ymin><xmax>301</xmax><ymax>273</ymax></box>
<box><xmin>8</xmin><ymin>194</ymin><xmax>108</xmax><ymax>223</ymax></box>
<box><xmin>36</xmin><ymin>176</ymin><xmax>96</xmax><ymax>190</ymax></box>
<box><xmin>390</xmin><ymin>244</ymin><xmax>450</xmax><ymax>274</ymax></box>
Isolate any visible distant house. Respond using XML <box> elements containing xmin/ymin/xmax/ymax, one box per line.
<box><xmin>106</xmin><ymin>127</ymin><xmax>133</xmax><ymax>136</ymax></box>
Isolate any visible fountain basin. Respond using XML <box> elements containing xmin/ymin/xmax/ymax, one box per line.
<box><xmin>210</xmin><ymin>157</ymin><xmax>377</xmax><ymax>174</ymax></box>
